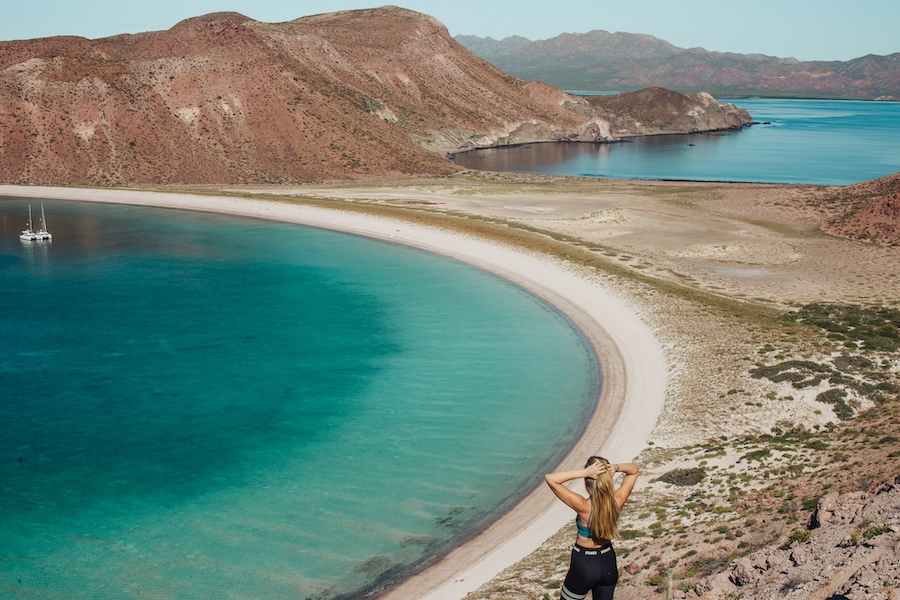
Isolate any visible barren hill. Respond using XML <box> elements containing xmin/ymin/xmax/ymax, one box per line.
<box><xmin>585</xmin><ymin>87</ymin><xmax>751</xmax><ymax>135</ymax></box>
<box><xmin>0</xmin><ymin>7</ymin><xmax>749</xmax><ymax>186</ymax></box>
<box><xmin>457</xmin><ymin>31</ymin><xmax>900</xmax><ymax>99</ymax></box>
<box><xmin>824</xmin><ymin>172</ymin><xmax>900</xmax><ymax>246</ymax></box>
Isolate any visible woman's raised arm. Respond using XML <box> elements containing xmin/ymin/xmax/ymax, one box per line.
<box><xmin>544</xmin><ymin>462</ymin><xmax>606</xmax><ymax>511</ymax></box>
<box><xmin>611</xmin><ymin>462</ymin><xmax>640</xmax><ymax>509</ymax></box>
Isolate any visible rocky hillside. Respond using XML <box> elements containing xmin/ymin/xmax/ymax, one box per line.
<box><xmin>823</xmin><ymin>173</ymin><xmax>900</xmax><ymax>246</ymax></box>
<box><xmin>457</xmin><ymin>31</ymin><xmax>900</xmax><ymax>99</ymax></box>
<box><xmin>693</xmin><ymin>477</ymin><xmax>900</xmax><ymax>599</ymax></box>
<box><xmin>0</xmin><ymin>8</ymin><xmax>750</xmax><ymax>186</ymax></box>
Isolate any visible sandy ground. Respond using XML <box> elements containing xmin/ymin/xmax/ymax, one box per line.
<box><xmin>0</xmin><ymin>184</ymin><xmax>667</xmax><ymax>599</ymax></box>
<box><xmin>242</xmin><ymin>177</ymin><xmax>900</xmax><ymax>308</ymax></box>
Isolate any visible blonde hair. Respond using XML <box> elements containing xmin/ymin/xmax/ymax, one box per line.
<box><xmin>585</xmin><ymin>456</ymin><xmax>620</xmax><ymax>540</ymax></box>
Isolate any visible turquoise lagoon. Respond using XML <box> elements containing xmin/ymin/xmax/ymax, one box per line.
<box><xmin>452</xmin><ymin>98</ymin><xmax>900</xmax><ymax>185</ymax></box>
<box><xmin>0</xmin><ymin>200</ymin><xmax>598</xmax><ymax>598</ymax></box>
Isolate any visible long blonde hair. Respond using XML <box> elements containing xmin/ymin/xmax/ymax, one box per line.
<box><xmin>585</xmin><ymin>456</ymin><xmax>620</xmax><ymax>540</ymax></box>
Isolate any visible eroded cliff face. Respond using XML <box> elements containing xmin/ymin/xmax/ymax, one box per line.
<box><xmin>0</xmin><ymin>8</ymin><xmax>750</xmax><ymax>185</ymax></box>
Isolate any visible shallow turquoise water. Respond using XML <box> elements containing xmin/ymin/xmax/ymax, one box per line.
<box><xmin>452</xmin><ymin>98</ymin><xmax>900</xmax><ymax>185</ymax></box>
<box><xmin>0</xmin><ymin>200</ymin><xmax>598</xmax><ymax>599</ymax></box>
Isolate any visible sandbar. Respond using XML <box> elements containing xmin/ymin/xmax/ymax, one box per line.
<box><xmin>0</xmin><ymin>185</ymin><xmax>667</xmax><ymax>599</ymax></box>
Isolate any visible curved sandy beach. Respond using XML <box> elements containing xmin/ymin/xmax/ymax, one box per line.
<box><xmin>0</xmin><ymin>185</ymin><xmax>667</xmax><ymax>599</ymax></box>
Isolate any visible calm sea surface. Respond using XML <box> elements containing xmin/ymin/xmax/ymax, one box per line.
<box><xmin>0</xmin><ymin>200</ymin><xmax>598</xmax><ymax>599</ymax></box>
<box><xmin>452</xmin><ymin>98</ymin><xmax>900</xmax><ymax>185</ymax></box>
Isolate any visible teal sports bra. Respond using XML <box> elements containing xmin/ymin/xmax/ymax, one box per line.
<box><xmin>576</xmin><ymin>514</ymin><xmax>591</xmax><ymax>538</ymax></box>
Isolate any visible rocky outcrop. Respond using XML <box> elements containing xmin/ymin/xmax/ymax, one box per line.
<box><xmin>584</xmin><ymin>87</ymin><xmax>751</xmax><ymax>136</ymax></box>
<box><xmin>0</xmin><ymin>7</ymin><xmax>751</xmax><ymax>185</ymax></box>
<box><xmin>690</xmin><ymin>475</ymin><xmax>900</xmax><ymax>600</ymax></box>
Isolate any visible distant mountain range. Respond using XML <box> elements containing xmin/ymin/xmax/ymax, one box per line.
<box><xmin>456</xmin><ymin>31</ymin><xmax>900</xmax><ymax>99</ymax></box>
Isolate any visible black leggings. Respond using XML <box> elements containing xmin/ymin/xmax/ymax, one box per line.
<box><xmin>561</xmin><ymin>543</ymin><xmax>618</xmax><ymax>600</ymax></box>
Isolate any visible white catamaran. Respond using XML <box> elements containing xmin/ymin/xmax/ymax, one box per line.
<box><xmin>20</xmin><ymin>203</ymin><xmax>52</xmax><ymax>242</ymax></box>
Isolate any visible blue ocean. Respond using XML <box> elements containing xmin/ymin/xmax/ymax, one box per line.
<box><xmin>452</xmin><ymin>98</ymin><xmax>900</xmax><ymax>185</ymax></box>
<box><xmin>0</xmin><ymin>200</ymin><xmax>598</xmax><ymax>599</ymax></box>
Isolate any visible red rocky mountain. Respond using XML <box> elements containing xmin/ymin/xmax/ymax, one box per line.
<box><xmin>0</xmin><ymin>7</ymin><xmax>749</xmax><ymax>185</ymax></box>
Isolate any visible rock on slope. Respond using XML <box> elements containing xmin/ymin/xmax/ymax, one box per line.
<box><xmin>0</xmin><ymin>7</ymin><xmax>750</xmax><ymax>185</ymax></box>
<box><xmin>692</xmin><ymin>475</ymin><xmax>900</xmax><ymax>600</ymax></box>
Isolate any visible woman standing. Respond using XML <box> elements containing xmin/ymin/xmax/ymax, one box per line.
<box><xmin>545</xmin><ymin>456</ymin><xmax>639</xmax><ymax>600</ymax></box>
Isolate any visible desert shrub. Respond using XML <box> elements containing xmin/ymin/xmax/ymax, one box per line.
<box><xmin>802</xmin><ymin>495</ymin><xmax>822</xmax><ymax>511</ymax></box>
<box><xmin>655</xmin><ymin>467</ymin><xmax>706</xmax><ymax>486</ymax></box>
<box><xmin>795</xmin><ymin>374</ymin><xmax>831</xmax><ymax>389</ymax></box>
<box><xmin>864</xmin><ymin>524</ymin><xmax>892</xmax><ymax>539</ymax></box>
<box><xmin>692</xmin><ymin>553</ymin><xmax>739</xmax><ymax>576</ymax></box>
<box><xmin>831</xmin><ymin>451</ymin><xmax>848</xmax><ymax>462</ymax></box>
<box><xmin>778</xmin><ymin>499</ymin><xmax>799</xmax><ymax>514</ymax></box>
<box><xmin>783</xmin><ymin>528</ymin><xmax>811</xmax><ymax>548</ymax></box>
<box><xmin>780</xmin><ymin>574</ymin><xmax>812</xmax><ymax>593</ymax></box>
<box><xmin>786</xmin><ymin>303</ymin><xmax>900</xmax><ymax>352</ymax></box>
<box><xmin>876</xmin><ymin>381</ymin><xmax>900</xmax><ymax>393</ymax></box>
<box><xmin>750</xmin><ymin>360</ymin><xmax>832</xmax><ymax>380</ymax></box>
<box><xmin>675</xmin><ymin>565</ymin><xmax>698</xmax><ymax>580</ymax></box>
<box><xmin>816</xmin><ymin>388</ymin><xmax>854</xmax><ymax>420</ymax></box>
<box><xmin>833</xmin><ymin>355</ymin><xmax>874</xmax><ymax>372</ymax></box>
<box><xmin>865</xmin><ymin>336</ymin><xmax>900</xmax><ymax>352</ymax></box>
<box><xmin>740</xmin><ymin>448</ymin><xmax>771</xmax><ymax>462</ymax></box>
<box><xmin>770</xmin><ymin>371</ymin><xmax>806</xmax><ymax>383</ymax></box>
<box><xmin>620</xmin><ymin>529</ymin><xmax>644</xmax><ymax>540</ymax></box>
<box><xmin>846</xmin><ymin>380</ymin><xmax>878</xmax><ymax>399</ymax></box>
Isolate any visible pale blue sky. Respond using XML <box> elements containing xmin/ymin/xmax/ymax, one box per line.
<box><xmin>2</xmin><ymin>0</ymin><xmax>897</xmax><ymax>62</ymax></box>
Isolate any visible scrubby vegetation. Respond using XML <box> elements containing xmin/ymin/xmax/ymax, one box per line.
<box><xmin>784</xmin><ymin>303</ymin><xmax>900</xmax><ymax>352</ymax></box>
<box><xmin>745</xmin><ymin>304</ymin><xmax>900</xmax><ymax>421</ymax></box>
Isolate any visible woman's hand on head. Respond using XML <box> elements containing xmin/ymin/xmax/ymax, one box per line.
<box><xmin>585</xmin><ymin>461</ymin><xmax>610</xmax><ymax>479</ymax></box>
